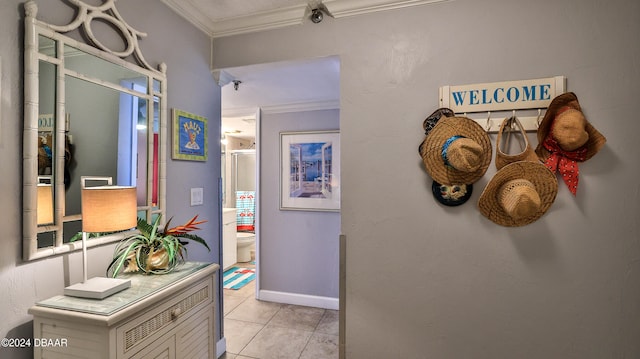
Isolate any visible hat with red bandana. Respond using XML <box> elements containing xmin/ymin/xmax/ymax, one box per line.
<box><xmin>535</xmin><ymin>92</ymin><xmax>606</xmax><ymax>195</ymax></box>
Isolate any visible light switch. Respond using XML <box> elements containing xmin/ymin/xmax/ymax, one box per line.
<box><xmin>190</xmin><ymin>187</ymin><xmax>203</xmax><ymax>206</ymax></box>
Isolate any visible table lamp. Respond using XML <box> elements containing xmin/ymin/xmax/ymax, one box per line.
<box><xmin>64</xmin><ymin>177</ymin><xmax>137</xmax><ymax>299</ymax></box>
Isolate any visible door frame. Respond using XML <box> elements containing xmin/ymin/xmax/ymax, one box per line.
<box><xmin>220</xmin><ymin>106</ymin><xmax>261</xmax><ymax>296</ymax></box>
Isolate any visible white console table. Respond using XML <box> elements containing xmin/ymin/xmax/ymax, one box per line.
<box><xmin>29</xmin><ymin>262</ymin><xmax>219</xmax><ymax>359</ymax></box>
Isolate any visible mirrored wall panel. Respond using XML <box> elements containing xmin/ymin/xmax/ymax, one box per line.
<box><xmin>23</xmin><ymin>0</ymin><xmax>167</xmax><ymax>260</ymax></box>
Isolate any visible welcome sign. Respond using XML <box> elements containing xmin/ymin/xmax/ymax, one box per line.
<box><xmin>38</xmin><ymin>113</ymin><xmax>71</xmax><ymax>132</ymax></box>
<box><xmin>38</xmin><ymin>114</ymin><xmax>54</xmax><ymax>131</ymax></box>
<box><xmin>440</xmin><ymin>76</ymin><xmax>566</xmax><ymax>113</ymax></box>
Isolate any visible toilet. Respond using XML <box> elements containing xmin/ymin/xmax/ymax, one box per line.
<box><xmin>236</xmin><ymin>232</ymin><xmax>255</xmax><ymax>263</ymax></box>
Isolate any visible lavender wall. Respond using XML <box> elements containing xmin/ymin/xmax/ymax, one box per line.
<box><xmin>0</xmin><ymin>1</ymin><xmax>221</xmax><ymax>358</ymax></box>
<box><xmin>259</xmin><ymin>109</ymin><xmax>340</xmax><ymax>299</ymax></box>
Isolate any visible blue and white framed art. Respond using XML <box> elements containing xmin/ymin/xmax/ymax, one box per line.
<box><xmin>280</xmin><ymin>130</ymin><xmax>340</xmax><ymax>211</ymax></box>
<box><xmin>172</xmin><ymin>109</ymin><xmax>207</xmax><ymax>161</ymax></box>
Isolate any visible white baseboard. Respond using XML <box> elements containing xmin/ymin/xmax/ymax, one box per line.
<box><xmin>216</xmin><ymin>337</ymin><xmax>226</xmax><ymax>358</ymax></box>
<box><xmin>259</xmin><ymin>289</ymin><xmax>339</xmax><ymax>310</ymax></box>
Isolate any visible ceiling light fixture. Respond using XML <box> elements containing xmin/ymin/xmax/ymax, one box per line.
<box><xmin>310</xmin><ymin>8</ymin><xmax>323</xmax><ymax>23</ymax></box>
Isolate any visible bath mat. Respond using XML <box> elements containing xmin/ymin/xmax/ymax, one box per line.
<box><xmin>223</xmin><ymin>267</ymin><xmax>255</xmax><ymax>290</ymax></box>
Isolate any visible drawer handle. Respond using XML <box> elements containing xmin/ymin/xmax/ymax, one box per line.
<box><xmin>171</xmin><ymin>307</ymin><xmax>182</xmax><ymax>320</ymax></box>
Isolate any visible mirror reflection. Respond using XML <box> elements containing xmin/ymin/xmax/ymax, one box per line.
<box><xmin>36</xmin><ymin>52</ymin><xmax>157</xmax><ymax>246</ymax></box>
<box><xmin>63</xmin><ymin>76</ymin><xmax>149</xmax><ymax>216</ymax></box>
<box><xmin>37</xmin><ymin>59</ymin><xmax>56</xmax><ymax>227</ymax></box>
<box><xmin>26</xmin><ymin>12</ymin><xmax>166</xmax><ymax>259</ymax></box>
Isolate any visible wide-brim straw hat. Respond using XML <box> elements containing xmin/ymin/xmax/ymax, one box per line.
<box><xmin>478</xmin><ymin>161</ymin><xmax>558</xmax><ymax>227</ymax></box>
<box><xmin>535</xmin><ymin>92</ymin><xmax>606</xmax><ymax>162</ymax></box>
<box><xmin>420</xmin><ymin>116</ymin><xmax>492</xmax><ymax>185</ymax></box>
<box><xmin>418</xmin><ymin>107</ymin><xmax>455</xmax><ymax>155</ymax></box>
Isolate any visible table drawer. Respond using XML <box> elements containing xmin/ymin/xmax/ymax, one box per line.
<box><xmin>117</xmin><ymin>276</ymin><xmax>213</xmax><ymax>357</ymax></box>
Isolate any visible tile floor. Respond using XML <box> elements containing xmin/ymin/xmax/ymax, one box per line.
<box><xmin>221</xmin><ymin>264</ymin><xmax>339</xmax><ymax>359</ymax></box>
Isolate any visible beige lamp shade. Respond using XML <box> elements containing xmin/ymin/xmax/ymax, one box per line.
<box><xmin>37</xmin><ymin>184</ymin><xmax>54</xmax><ymax>225</ymax></box>
<box><xmin>81</xmin><ymin>186</ymin><xmax>137</xmax><ymax>232</ymax></box>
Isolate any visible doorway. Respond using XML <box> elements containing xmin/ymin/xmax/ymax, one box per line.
<box><xmin>219</xmin><ymin>56</ymin><xmax>340</xmax><ymax>305</ymax></box>
<box><xmin>221</xmin><ymin>110</ymin><xmax>259</xmax><ymax>271</ymax></box>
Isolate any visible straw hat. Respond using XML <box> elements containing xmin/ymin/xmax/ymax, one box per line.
<box><xmin>419</xmin><ymin>108</ymin><xmax>474</xmax><ymax>206</ymax></box>
<box><xmin>495</xmin><ymin>116</ymin><xmax>539</xmax><ymax>170</ymax></box>
<box><xmin>536</xmin><ymin>92</ymin><xmax>606</xmax><ymax>195</ymax></box>
<box><xmin>478</xmin><ymin>161</ymin><xmax>558</xmax><ymax>227</ymax></box>
<box><xmin>535</xmin><ymin>92</ymin><xmax>606</xmax><ymax>162</ymax></box>
<box><xmin>420</xmin><ymin>116</ymin><xmax>492</xmax><ymax>185</ymax></box>
<box><xmin>422</xmin><ymin>108</ymin><xmax>455</xmax><ymax>136</ymax></box>
<box><xmin>418</xmin><ymin>107</ymin><xmax>455</xmax><ymax>155</ymax></box>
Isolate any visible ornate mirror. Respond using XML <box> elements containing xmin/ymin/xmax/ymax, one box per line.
<box><xmin>23</xmin><ymin>0</ymin><xmax>167</xmax><ymax>261</ymax></box>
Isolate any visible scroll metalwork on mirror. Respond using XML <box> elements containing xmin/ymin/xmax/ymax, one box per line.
<box><xmin>23</xmin><ymin>0</ymin><xmax>167</xmax><ymax>261</ymax></box>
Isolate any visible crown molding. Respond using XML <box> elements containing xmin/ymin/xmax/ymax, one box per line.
<box><xmin>163</xmin><ymin>0</ymin><xmax>450</xmax><ymax>38</ymax></box>
<box><xmin>211</xmin><ymin>5</ymin><xmax>308</xmax><ymax>38</ymax></box>
<box><xmin>161</xmin><ymin>0</ymin><xmax>308</xmax><ymax>38</ymax></box>
<box><xmin>260</xmin><ymin>99</ymin><xmax>340</xmax><ymax>114</ymax></box>
<box><xmin>222</xmin><ymin>100</ymin><xmax>339</xmax><ymax>118</ymax></box>
<box><xmin>324</xmin><ymin>0</ymin><xmax>450</xmax><ymax>18</ymax></box>
<box><xmin>160</xmin><ymin>0</ymin><xmax>217</xmax><ymax>37</ymax></box>
<box><xmin>222</xmin><ymin>107</ymin><xmax>260</xmax><ymax>119</ymax></box>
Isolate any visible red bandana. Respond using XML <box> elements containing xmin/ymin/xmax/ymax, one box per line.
<box><xmin>542</xmin><ymin>136</ymin><xmax>587</xmax><ymax>195</ymax></box>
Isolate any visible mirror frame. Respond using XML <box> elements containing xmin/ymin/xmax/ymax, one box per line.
<box><xmin>23</xmin><ymin>0</ymin><xmax>167</xmax><ymax>261</ymax></box>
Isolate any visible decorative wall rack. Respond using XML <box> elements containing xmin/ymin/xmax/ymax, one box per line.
<box><xmin>439</xmin><ymin>76</ymin><xmax>566</xmax><ymax>132</ymax></box>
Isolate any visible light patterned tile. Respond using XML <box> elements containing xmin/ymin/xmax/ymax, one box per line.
<box><xmin>315</xmin><ymin>309</ymin><xmax>339</xmax><ymax>335</ymax></box>
<box><xmin>235</xmin><ymin>281</ymin><xmax>256</xmax><ymax>298</ymax></box>
<box><xmin>224</xmin><ymin>318</ymin><xmax>264</xmax><ymax>355</ymax></box>
<box><xmin>268</xmin><ymin>304</ymin><xmax>325</xmax><ymax>331</ymax></box>
<box><xmin>300</xmin><ymin>332</ymin><xmax>339</xmax><ymax>359</ymax></box>
<box><xmin>223</xmin><ymin>294</ymin><xmax>247</xmax><ymax>316</ymax></box>
<box><xmin>224</xmin><ymin>287</ymin><xmax>249</xmax><ymax>298</ymax></box>
<box><xmin>227</xmin><ymin>297</ymin><xmax>282</xmax><ymax>324</ymax></box>
<box><xmin>240</xmin><ymin>326</ymin><xmax>313</xmax><ymax>359</ymax></box>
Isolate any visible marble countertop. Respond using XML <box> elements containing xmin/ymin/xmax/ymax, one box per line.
<box><xmin>35</xmin><ymin>262</ymin><xmax>213</xmax><ymax>316</ymax></box>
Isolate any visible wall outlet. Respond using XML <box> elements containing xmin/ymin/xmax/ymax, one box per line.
<box><xmin>190</xmin><ymin>187</ymin><xmax>204</xmax><ymax>206</ymax></box>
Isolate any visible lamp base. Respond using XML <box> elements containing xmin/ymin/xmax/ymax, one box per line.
<box><xmin>64</xmin><ymin>277</ymin><xmax>131</xmax><ymax>299</ymax></box>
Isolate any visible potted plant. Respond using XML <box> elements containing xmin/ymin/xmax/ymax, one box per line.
<box><xmin>107</xmin><ymin>214</ymin><xmax>210</xmax><ymax>278</ymax></box>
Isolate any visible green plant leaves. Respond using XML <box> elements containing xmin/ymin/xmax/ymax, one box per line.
<box><xmin>106</xmin><ymin>214</ymin><xmax>210</xmax><ymax>278</ymax></box>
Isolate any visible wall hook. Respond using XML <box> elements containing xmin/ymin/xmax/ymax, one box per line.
<box><xmin>232</xmin><ymin>80</ymin><xmax>242</xmax><ymax>91</ymax></box>
<box><xmin>485</xmin><ymin>111</ymin><xmax>492</xmax><ymax>131</ymax></box>
<box><xmin>509</xmin><ymin>115</ymin><xmax>516</xmax><ymax>130</ymax></box>
<box><xmin>536</xmin><ymin>109</ymin><xmax>542</xmax><ymax>127</ymax></box>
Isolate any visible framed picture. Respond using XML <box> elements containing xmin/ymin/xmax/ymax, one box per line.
<box><xmin>172</xmin><ymin>109</ymin><xmax>208</xmax><ymax>161</ymax></box>
<box><xmin>280</xmin><ymin>130</ymin><xmax>340</xmax><ymax>211</ymax></box>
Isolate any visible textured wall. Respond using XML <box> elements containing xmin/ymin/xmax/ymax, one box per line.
<box><xmin>0</xmin><ymin>1</ymin><xmax>220</xmax><ymax>358</ymax></box>
<box><xmin>212</xmin><ymin>0</ymin><xmax>640</xmax><ymax>357</ymax></box>
<box><xmin>259</xmin><ymin>109</ymin><xmax>340</xmax><ymax>299</ymax></box>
